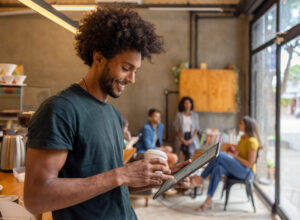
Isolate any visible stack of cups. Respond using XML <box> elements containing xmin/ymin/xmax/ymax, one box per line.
<box><xmin>0</xmin><ymin>63</ymin><xmax>17</xmax><ymax>84</ymax></box>
<box><xmin>144</xmin><ymin>149</ymin><xmax>168</xmax><ymax>173</ymax></box>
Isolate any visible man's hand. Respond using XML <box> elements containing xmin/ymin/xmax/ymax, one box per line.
<box><xmin>163</xmin><ymin>146</ymin><xmax>173</xmax><ymax>153</ymax></box>
<box><xmin>118</xmin><ymin>158</ymin><xmax>174</xmax><ymax>188</ymax></box>
<box><xmin>170</xmin><ymin>159</ymin><xmax>192</xmax><ymax>188</ymax></box>
<box><xmin>175</xmin><ymin>177</ymin><xmax>191</xmax><ymax>188</ymax></box>
<box><xmin>170</xmin><ymin>159</ymin><xmax>192</xmax><ymax>174</ymax></box>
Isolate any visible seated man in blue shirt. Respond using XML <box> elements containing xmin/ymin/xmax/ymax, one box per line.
<box><xmin>136</xmin><ymin>109</ymin><xmax>178</xmax><ymax>167</ymax></box>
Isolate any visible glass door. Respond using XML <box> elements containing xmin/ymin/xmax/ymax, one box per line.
<box><xmin>252</xmin><ymin>45</ymin><xmax>277</xmax><ymax>202</ymax></box>
<box><xmin>280</xmin><ymin>35</ymin><xmax>300</xmax><ymax>219</ymax></box>
<box><xmin>250</xmin><ymin>1</ymin><xmax>300</xmax><ymax>219</ymax></box>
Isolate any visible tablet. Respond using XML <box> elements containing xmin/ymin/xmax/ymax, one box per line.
<box><xmin>153</xmin><ymin>142</ymin><xmax>221</xmax><ymax>200</ymax></box>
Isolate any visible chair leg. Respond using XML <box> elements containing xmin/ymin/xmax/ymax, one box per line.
<box><xmin>248</xmin><ymin>183</ymin><xmax>256</xmax><ymax>213</ymax></box>
<box><xmin>220</xmin><ymin>181</ymin><xmax>226</xmax><ymax>200</ymax></box>
<box><xmin>224</xmin><ymin>183</ymin><xmax>232</xmax><ymax>211</ymax></box>
<box><xmin>145</xmin><ymin>196</ymin><xmax>149</xmax><ymax>207</ymax></box>
<box><xmin>245</xmin><ymin>183</ymin><xmax>250</xmax><ymax>202</ymax></box>
<box><xmin>192</xmin><ymin>187</ymin><xmax>198</xmax><ymax>199</ymax></box>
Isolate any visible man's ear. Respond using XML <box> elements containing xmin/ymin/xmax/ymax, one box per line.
<box><xmin>93</xmin><ymin>51</ymin><xmax>105</xmax><ymax>64</ymax></box>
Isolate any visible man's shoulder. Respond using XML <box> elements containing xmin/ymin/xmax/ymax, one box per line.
<box><xmin>42</xmin><ymin>91</ymin><xmax>76</xmax><ymax>112</ymax></box>
<box><xmin>143</xmin><ymin>123</ymin><xmax>152</xmax><ymax>130</ymax></box>
<box><xmin>142</xmin><ymin>123</ymin><xmax>164</xmax><ymax>131</ymax></box>
<box><xmin>109</xmin><ymin>103</ymin><xmax>122</xmax><ymax>117</ymax></box>
<box><xmin>33</xmin><ymin>85</ymin><xmax>80</xmax><ymax>120</ymax></box>
<box><xmin>158</xmin><ymin>123</ymin><xmax>164</xmax><ymax>129</ymax></box>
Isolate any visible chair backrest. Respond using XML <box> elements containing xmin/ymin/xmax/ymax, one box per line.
<box><xmin>0</xmin><ymin>201</ymin><xmax>36</xmax><ymax>220</ymax></box>
<box><xmin>123</xmin><ymin>148</ymin><xmax>136</xmax><ymax>164</ymax></box>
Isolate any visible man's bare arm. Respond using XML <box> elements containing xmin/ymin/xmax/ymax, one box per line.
<box><xmin>24</xmin><ymin>148</ymin><xmax>173</xmax><ymax>214</ymax></box>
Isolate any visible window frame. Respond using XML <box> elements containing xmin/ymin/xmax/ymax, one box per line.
<box><xmin>249</xmin><ymin>1</ymin><xmax>300</xmax><ymax>219</ymax></box>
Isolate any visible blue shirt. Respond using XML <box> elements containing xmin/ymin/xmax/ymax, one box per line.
<box><xmin>136</xmin><ymin>122</ymin><xmax>164</xmax><ymax>153</ymax></box>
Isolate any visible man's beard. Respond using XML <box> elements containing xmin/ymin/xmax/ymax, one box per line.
<box><xmin>98</xmin><ymin>63</ymin><xmax>121</xmax><ymax>98</ymax></box>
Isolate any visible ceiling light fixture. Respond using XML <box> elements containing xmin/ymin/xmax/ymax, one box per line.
<box><xmin>17</xmin><ymin>0</ymin><xmax>78</xmax><ymax>34</ymax></box>
<box><xmin>95</xmin><ymin>0</ymin><xmax>142</xmax><ymax>4</ymax></box>
<box><xmin>149</xmin><ymin>7</ymin><xmax>223</xmax><ymax>12</ymax></box>
<box><xmin>52</xmin><ymin>5</ymin><xmax>97</xmax><ymax>11</ymax></box>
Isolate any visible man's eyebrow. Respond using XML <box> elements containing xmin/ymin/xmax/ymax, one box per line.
<box><xmin>123</xmin><ymin>62</ymin><xmax>140</xmax><ymax>70</ymax></box>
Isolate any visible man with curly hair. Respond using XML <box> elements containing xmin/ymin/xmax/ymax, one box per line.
<box><xmin>23</xmin><ymin>6</ymin><xmax>190</xmax><ymax>220</ymax></box>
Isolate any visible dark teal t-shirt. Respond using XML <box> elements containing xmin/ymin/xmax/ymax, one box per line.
<box><xmin>27</xmin><ymin>84</ymin><xmax>137</xmax><ymax>220</ymax></box>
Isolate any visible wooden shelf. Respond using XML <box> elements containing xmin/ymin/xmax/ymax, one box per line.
<box><xmin>0</xmin><ymin>84</ymin><xmax>27</xmax><ymax>87</ymax></box>
<box><xmin>179</xmin><ymin>69</ymin><xmax>238</xmax><ymax>113</ymax></box>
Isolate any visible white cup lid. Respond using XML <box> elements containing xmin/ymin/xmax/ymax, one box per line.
<box><xmin>145</xmin><ymin>149</ymin><xmax>168</xmax><ymax>161</ymax></box>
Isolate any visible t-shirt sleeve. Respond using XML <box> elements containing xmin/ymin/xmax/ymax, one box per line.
<box><xmin>26</xmin><ymin>97</ymin><xmax>76</xmax><ymax>151</ymax></box>
<box><xmin>247</xmin><ymin>138</ymin><xmax>259</xmax><ymax>152</ymax></box>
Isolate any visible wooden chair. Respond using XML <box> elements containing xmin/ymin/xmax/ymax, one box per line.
<box><xmin>130</xmin><ymin>190</ymin><xmax>151</xmax><ymax>207</ymax></box>
<box><xmin>123</xmin><ymin>148</ymin><xmax>136</xmax><ymax>164</ymax></box>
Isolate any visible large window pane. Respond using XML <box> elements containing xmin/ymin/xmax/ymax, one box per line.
<box><xmin>252</xmin><ymin>5</ymin><xmax>276</xmax><ymax>50</ymax></box>
<box><xmin>252</xmin><ymin>45</ymin><xmax>277</xmax><ymax>202</ymax></box>
<box><xmin>280</xmin><ymin>35</ymin><xmax>300</xmax><ymax>219</ymax></box>
<box><xmin>280</xmin><ymin>0</ymin><xmax>300</xmax><ymax>33</ymax></box>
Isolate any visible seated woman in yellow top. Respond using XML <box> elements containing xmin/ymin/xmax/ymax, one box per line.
<box><xmin>190</xmin><ymin>116</ymin><xmax>262</xmax><ymax>211</ymax></box>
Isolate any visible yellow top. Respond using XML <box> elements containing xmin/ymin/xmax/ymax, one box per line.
<box><xmin>237</xmin><ymin>136</ymin><xmax>259</xmax><ymax>173</ymax></box>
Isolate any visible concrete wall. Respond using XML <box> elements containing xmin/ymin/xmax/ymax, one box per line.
<box><xmin>0</xmin><ymin>10</ymin><xmax>249</xmax><ymax>144</ymax></box>
<box><xmin>196</xmin><ymin>16</ymin><xmax>250</xmax><ymax>131</ymax></box>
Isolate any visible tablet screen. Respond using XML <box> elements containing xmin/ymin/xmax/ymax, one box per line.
<box><xmin>153</xmin><ymin>142</ymin><xmax>220</xmax><ymax>200</ymax></box>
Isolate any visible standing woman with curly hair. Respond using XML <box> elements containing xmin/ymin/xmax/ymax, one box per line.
<box><xmin>24</xmin><ymin>6</ymin><xmax>182</xmax><ymax>220</ymax></box>
<box><xmin>174</xmin><ymin>96</ymin><xmax>201</xmax><ymax>160</ymax></box>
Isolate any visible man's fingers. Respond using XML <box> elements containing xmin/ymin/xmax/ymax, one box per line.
<box><xmin>175</xmin><ymin>177</ymin><xmax>191</xmax><ymax>188</ymax></box>
<box><xmin>151</xmin><ymin>173</ymin><xmax>174</xmax><ymax>181</ymax></box>
<box><xmin>171</xmin><ymin>159</ymin><xmax>192</xmax><ymax>173</ymax></box>
<box><xmin>148</xmin><ymin>179</ymin><xmax>163</xmax><ymax>186</ymax></box>
<box><xmin>147</xmin><ymin>158</ymin><xmax>168</xmax><ymax>166</ymax></box>
<box><xmin>179</xmin><ymin>159</ymin><xmax>192</xmax><ymax>167</ymax></box>
<box><xmin>151</xmin><ymin>165</ymin><xmax>171</xmax><ymax>174</ymax></box>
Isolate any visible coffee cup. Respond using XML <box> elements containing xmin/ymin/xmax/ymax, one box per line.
<box><xmin>144</xmin><ymin>149</ymin><xmax>168</xmax><ymax>173</ymax></box>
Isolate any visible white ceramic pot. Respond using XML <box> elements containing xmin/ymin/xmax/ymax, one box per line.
<box><xmin>2</xmin><ymin>75</ymin><xmax>14</xmax><ymax>84</ymax></box>
<box><xmin>0</xmin><ymin>63</ymin><xmax>17</xmax><ymax>76</ymax></box>
<box><xmin>13</xmin><ymin>75</ymin><xmax>26</xmax><ymax>85</ymax></box>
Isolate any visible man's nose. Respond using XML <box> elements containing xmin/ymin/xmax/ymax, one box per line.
<box><xmin>126</xmin><ymin>71</ymin><xmax>135</xmax><ymax>84</ymax></box>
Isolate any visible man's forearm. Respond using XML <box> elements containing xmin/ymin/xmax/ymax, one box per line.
<box><xmin>129</xmin><ymin>185</ymin><xmax>156</xmax><ymax>193</ymax></box>
<box><xmin>24</xmin><ymin>168</ymin><xmax>122</xmax><ymax>214</ymax></box>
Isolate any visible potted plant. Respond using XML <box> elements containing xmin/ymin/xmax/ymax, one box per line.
<box><xmin>172</xmin><ymin>61</ymin><xmax>189</xmax><ymax>84</ymax></box>
<box><xmin>267</xmin><ymin>159</ymin><xmax>275</xmax><ymax>180</ymax></box>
